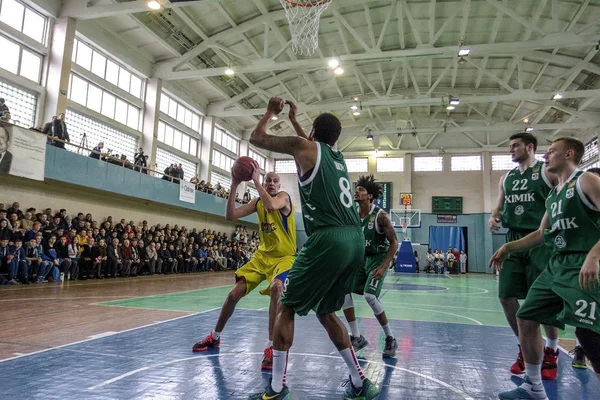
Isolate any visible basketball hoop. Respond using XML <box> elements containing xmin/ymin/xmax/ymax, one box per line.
<box><xmin>280</xmin><ymin>0</ymin><xmax>331</xmax><ymax>56</ymax></box>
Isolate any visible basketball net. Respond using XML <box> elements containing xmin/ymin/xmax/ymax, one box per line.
<box><xmin>279</xmin><ymin>0</ymin><xmax>331</xmax><ymax>56</ymax></box>
<box><xmin>401</xmin><ymin>220</ymin><xmax>409</xmax><ymax>240</ymax></box>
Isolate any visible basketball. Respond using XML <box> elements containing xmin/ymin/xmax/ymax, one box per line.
<box><xmin>231</xmin><ymin>156</ymin><xmax>255</xmax><ymax>182</ymax></box>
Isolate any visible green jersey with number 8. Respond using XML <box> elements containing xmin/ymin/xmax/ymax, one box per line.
<box><xmin>502</xmin><ymin>160</ymin><xmax>553</xmax><ymax>231</ymax></box>
<box><xmin>299</xmin><ymin>142</ymin><xmax>361</xmax><ymax>236</ymax></box>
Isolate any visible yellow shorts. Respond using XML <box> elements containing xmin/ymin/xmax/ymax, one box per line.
<box><xmin>235</xmin><ymin>252</ymin><xmax>295</xmax><ymax>296</ymax></box>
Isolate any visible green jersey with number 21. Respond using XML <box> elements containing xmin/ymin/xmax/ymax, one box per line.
<box><xmin>298</xmin><ymin>142</ymin><xmax>361</xmax><ymax>236</ymax></box>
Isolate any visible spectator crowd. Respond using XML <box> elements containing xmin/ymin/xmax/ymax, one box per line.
<box><xmin>0</xmin><ymin>201</ymin><xmax>259</xmax><ymax>285</ymax></box>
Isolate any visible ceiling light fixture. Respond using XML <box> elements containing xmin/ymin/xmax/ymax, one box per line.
<box><xmin>224</xmin><ymin>67</ymin><xmax>234</xmax><ymax>76</ymax></box>
<box><xmin>552</xmin><ymin>93</ymin><xmax>563</xmax><ymax>100</ymax></box>
<box><xmin>353</xmin><ymin>96</ymin><xmax>359</xmax><ymax>101</ymax></box>
<box><xmin>353</xmin><ymin>110</ymin><xmax>361</xmax><ymax>116</ymax></box>
<box><xmin>328</xmin><ymin>57</ymin><xmax>340</xmax><ymax>69</ymax></box>
<box><xmin>458</xmin><ymin>48</ymin><xmax>471</xmax><ymax>56</ymax></box>
<box><xmin>446</xmin><ymin>105</ymin><xmax>456</xmax><ymax>110</ymax></box>
<box><xmin>367</xmin><ymin>134</ymin><xmax>373</xmax><ymax>140</ymax></box>
<box><xmin>147</xmin><ymin>1</ymin><xmax>161</xmax><ymax>10</ymax></box>
<box><xmin>271</xmin><ymin>116</ymin><xmax>278</xmax><ymax>121</ymax></box>
<box><xmin>334</xmin><ymin>67</ymin><xmax>344</xmax><ymax>75</ymax></box>
<box><xmin>525</xmin><ymin>127</ymin><xmax>534</xmax><ymax>132</ymax></box>
<box><xmin>523</xmin><ymin>118</ymin><xmax>529</xmax><ymax>123</ymax></box>
<box><xmin>349</xmin><ymin>104</ymin><xmax>359</xmax><ymax>111</ymax></box>
<box><xmin>450</xmin><ymin>98</ymin><xmax>460</xmax><ymax>106</ymax></box>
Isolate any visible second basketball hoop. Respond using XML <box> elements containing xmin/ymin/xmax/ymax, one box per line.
<box><xmin>279</xmin><ymin>0</ymin><xmax>331</xmax><ymax>56</ymax></box>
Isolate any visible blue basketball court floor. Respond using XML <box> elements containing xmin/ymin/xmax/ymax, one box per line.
<box><xmin>0</xmin><ymin>273</ymin><xmax>597</xmax><ymax>399</ymax></box>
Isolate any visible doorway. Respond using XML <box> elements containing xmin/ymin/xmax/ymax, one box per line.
<box><xmin>429</xmin><ymin>226</ymin><xmax>468</xmax><ymax>273</ymax></box>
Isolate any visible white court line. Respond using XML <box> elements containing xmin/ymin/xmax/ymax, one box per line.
<box><xmin>0</xmin><ymin>308</ymin><xmax>220</xmax><ymax>364</ymax></box>
<box><xmin>0</xmin><ymin>296</ymin><xmax>138</xmax><ymax>302</ymax></box>
<box><xmin>384</xmin><ymin>305</ymin><xmax>484</xmax><ymax>325</ymax></box>
<box><xmin>87</xmin><ymin>352</ymin><xmax>475</xmax><ymax>399</ymax></box>
<box><xmin>401</xmin><ymin>302</ymin><xmax>504</xmax><ymax>313</ymax></box>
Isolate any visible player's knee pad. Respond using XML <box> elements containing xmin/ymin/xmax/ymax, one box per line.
<box><xmin>342</xmin><ymin>293</ymin><xmax>354</xmax><ymax>310</ymax></box>
<box><xmin>576</xmin><ymin>327</ymin><xmax>600</xmax><ymax>373</ymax></box>
<box><xmin>364</xmin><ymin>293</ymin><xmax>384</xmax><ymax>316</ymax></box>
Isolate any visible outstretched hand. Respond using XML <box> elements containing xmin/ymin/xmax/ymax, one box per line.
<box><xmin>267</xmin><ymin>97</ymin><xmax>285</xmax><ymax>115</ymax></box>
<box><xmin>286</xmin><ymin>100</ymin><xmax>297</xmax><ymax>121</ymax></box>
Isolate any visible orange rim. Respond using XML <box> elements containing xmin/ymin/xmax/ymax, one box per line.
<box><xmin>284</xmin><ymin>0</ymin><xmax>330</xmax><ymax>7</ymax></box>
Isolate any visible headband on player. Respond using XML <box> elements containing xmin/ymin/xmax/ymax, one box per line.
<box><xmin>356</xmin><ymin>174</ymin><xmax>380</xmax><ymax>201</ymax></box>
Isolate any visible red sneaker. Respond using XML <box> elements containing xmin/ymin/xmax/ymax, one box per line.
<box><xmin>192</xmin><ymin>332</ymin><xmax>220</xmax><ymax>352</ymax></box>
<box><xmin>541</xmin><ymin>347</ymin><xmax>558</xmax><ymax>380</ymax></box>
<box><xmin>510</xmin><ymin>349</ymin><xmax>525</xmax><ymax>375</ymax></box>
<box><xmin>261</xmin><ymin>346</ymin><xmax>273</xmax><ymax>370</ymax></box>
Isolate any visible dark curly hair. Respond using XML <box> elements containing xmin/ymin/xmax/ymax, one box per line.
<box><xmin>312</xmin><ymin>113</ymin><xmax>342</xmax><ymax>146</ymax></box>
<box><xmin>356</xmin><ymin>174</ymin><xmax>380</xmax><ymax>203</ymax></box>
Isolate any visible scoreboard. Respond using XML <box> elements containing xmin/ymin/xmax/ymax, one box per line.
<box><xmin>400</xmin><ymin>193</ymin><xmax>413</xmax><ymax>206</ymax></box>
<box><xmin>432</xmin><ymin>196</ymin><xmax>463</xmax><ymax>214</ymax></box>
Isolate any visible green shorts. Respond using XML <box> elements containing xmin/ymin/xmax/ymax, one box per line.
<box><xmin>517</xmin><ymin>253</ymin><xmax>600</xmax><ymax>334</ymax></box>
<box><xmin>280</xmin><ymin>227</ymin><xmax>365</xmax><ymax>316</ymax></box>
<box><xmin>498</xmin><ymin>230</ymin><xmax>551</xmax><ymax>299</ymax></box>
<box><xmin>353</xmin><ymin>253</ymin><xmax>388</xmax><ymax>297</ymax></box>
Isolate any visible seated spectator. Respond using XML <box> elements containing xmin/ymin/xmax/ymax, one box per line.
<box><xmin>183</xmin><ymin>244</ymin><xmax>197</xmax><ymax>273</ymax></box>
<box><xmin>107</xmin><ymin>238</ymin><xmax>123</xmax><ymax>278</ymax></box>
<box><xmin>0</xmin><ymin>98</ymin><xmax>9</xmax><ymax>115</ymax></box>
<box><xmin>90</xmin><ymin>142</ymin><xmax>104</xmax><ymax>159</ymax></box>
<box><xmin>55</xmin><ymin>235</ymin><xmax>75</xmax><ymax>280</ymax></box>
<box><xmin>11</xmin><ymin>238</ymin><xmax>29</xmax><ymax>284</ymax></box>
<box><xmin>67</xmin><ymin>237</ymin><xmax>81</xmax><ymax>279</ymax></box>
<box><xmin>0</xmin><ymin>218</ymin><xmax>12</xmax><ymax>240</ymax></box>
<box><xmin>25</xmin><ymin>237</ymin><xmax>49</xmax><ymax>283</ymax></box>
<box><xmin>146</xmin><ymin>241</ymin><xmax>159</xmax><ymax>274</ymax></box>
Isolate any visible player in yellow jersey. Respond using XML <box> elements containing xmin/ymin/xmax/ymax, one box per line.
<box><xmin>192</xmin><ymin>166</ymin><xmax>296</xmax><ymax>371</ymax></box>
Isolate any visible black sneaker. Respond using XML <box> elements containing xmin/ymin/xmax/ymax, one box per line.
<box><xmin>570</xmin><ymin>345</ymin><xmax>587</xmax><ymax>369</ymax></box>
<box><xmin>192</xmin><ymin>332</ymin><xmax>220</xmax><ymax>352</ymax></box>
<box><xmin>383</xmin><ymin>336</ymin><xmax>398</xmax><ymax>358</ymax></box>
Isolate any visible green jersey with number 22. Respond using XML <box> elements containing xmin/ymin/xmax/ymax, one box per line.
<box><xmin>298</xmin><ymin>142</ymin><xmax>361</xmax><ymax>236</ymax></box>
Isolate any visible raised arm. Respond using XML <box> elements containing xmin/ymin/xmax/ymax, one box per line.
<box><xmin>489</xmin><ymin>173</ymin><xmax>506</xmax><ymax>231</ymax></box>
<box><xmin>251</xmin><ymin>163</ymin><xmax>291</xmax><ymax>214</ymax></box>
<box><xmin>285</xmin><ymin>101</ymin><xmax>309</xmax><ymax>140</ymax></box>
<box><xmin>372</xmin><ymin>211</ymin><xmax>400</xmax><ymax>280</ymax></box>
<box><xmin>249</xmin><ymin>98</ymin><xmax>316</xmax><ymax>176</ymax></box>
<box><xmin>226</xmin><ymin>186</ymin><xmax>259</xmax><ymax>221</ymax></box>
<box><xmin>577</xmin><ymin>171</ymin><xmax>600</xmax><ymax>290</ymax></box>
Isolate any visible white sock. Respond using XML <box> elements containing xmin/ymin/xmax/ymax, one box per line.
<box><xmin>349</xmin><ymin>320</ymin><xmax>361</xmax><ymax>338</ymax></box>
<box><xmin>212</xmin><ymin>331</ymin><xmax>221</xmax><ymax>340</ymax></box>
<box><xmin>525</xmin><ymin>363</ymin><xmax>542</xmax><ymax>386</ymax></box>
<box><xmin>271</xmin><ymin>350</ymin><xmax>288</xmax><ymax>393</ymax></box>
<box><xmin>381</xmin><ymin>323</ymin><xmax>394</xmax><ymax>338</ymax></box>
<box><xmin>545</xmin><ymin>338</ymin><xmax>558</xmax><ymax>351</ymax></box>
<box><xmin>339</xmin><ymin>347</ymin><xmax>365</xmax><ymax>388</ymax></box>
<box><xmin>266</xmin><ymin>340</ymin><xmax>273</xmax><ymax>348</ymax></box>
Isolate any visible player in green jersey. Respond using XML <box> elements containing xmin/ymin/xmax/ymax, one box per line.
<box><xmin>342</xmin><ymin>174</ymin><xmax>399</xmax><ymax>357</ymax></box>
<box><xmin>247</xmin><ymin>98</ymin><xmax>379</xmax><ymax>400</ymax></box>
<box><xmin>491</xmin><ymin>137</ymin><xmax>600</xmax><ymax>400</ymax></box>
<box><xmin>489</xmin><ymin>132</ymin><xmax>560</xmax><ymax>379</ymax></box>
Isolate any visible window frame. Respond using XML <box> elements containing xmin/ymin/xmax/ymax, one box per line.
<box><xmin>413</xmin><ymin>156</ymin><xmax>444</xmax><ymax>172</ymax></box>
<box><xmin>450</xmin><ymin>155</ymin><xmax>482</xmax><ymax>172</ymax></box>
<box><xmin>344</xmin><ymin>158</ymin><xmax>369</xmax><ymax>173</ymax></box>
<box><xmin>376</xmin><ymin>157</ymin><xmax>404</xmax><ymax>172</ymax></box>
<box><xmin>0</xmin><ymin>0</ymin><xmax>48</xmax><ymax>45</ymax></box>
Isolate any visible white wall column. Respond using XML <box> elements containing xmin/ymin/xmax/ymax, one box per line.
<box><xmin>199</xmin><ymin>116</ymin><xmax>215</xmax><ymax>182</ymax></box>
<box><xmin>141</xmin><ymin>77</ymin><xmax>162</xmax><ymax>170</ymax></box>
<box><xmin>482</xmin><ymin>151</ymin><xmax>492</xmax><ymax>212</ymax></box>
<box><xmin>403</xmin><ymin>154</ymin><xmax>412</xmax><ymax>193</ymax></box>
<box><xmin>43</xmin><ymin>17</ymin><xmax>76</xmax><ymax>123</ymax></box>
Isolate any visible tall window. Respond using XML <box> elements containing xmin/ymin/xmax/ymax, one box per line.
<box><xmin>451</xmin><ymin>155</ymin><xmax>482</xmax><ymax>171</ymax></box>
<box><xmin>213</xmin><ymin>127</ymin><xmax>239</xmax><ymax>154</ymax></box>
<box><xmin>210</xmin><ymin>171</ymin><xmax>232</xmax><ymax>189</ymax></box>
<box><xmin>345</xmin><ymin>158</ymin><xmax>368</xmax><ymax>173</ymax></box>
<box><xmin>0</xmin><ymin>0</ymin><xmax>48</xmax><ymax>45</ymax></box>
<box><xmin>377</xmin><ymin>157</ymin><xmax>403</xmax><ymax>172</ymax></box>
<box><xmin>212</xmin><ymin>150</ymin><xmax>235</xmax><ymax>172</ymax></box>
<box><xmin>72</xmin><ymin>38</ymin><xmax>143</xmax><ymax>99</ymax></box>
<box><xmin>0</xmin><ymin>34</ymin><xmax>43</xmax><ymax>83</ymax></box>
<box><xmin>156</xmin><ymin>121</ymin><xmax>198</xmax><ymax>157</ymax></box>
<box><xmin>66</xmin><ymin>110</ymin><xmax>138</xmax><ymax>161</ymax></box>
<box><xmin>159</xmin><ymin>93</ymin><xmax>201</xmax><ymax>132</ymax></box>
<box><xmin>0</xmin><ymin>79</ymin><xmax>36</xmax><ymax>128</ymax></box>
<box><xmin>68</xmin><ymin>74</ymin><xmax>140</xmax><ymax>130</ymax></box>
<box><xmin>491</xmin><ymin>154</ymin><xmax>545</xmax><ymax>170</ymax></box>
<box><xmin>414</xmin><ymin>156</ymin><xmax>443</xmax><ymax>172</ymax></box>
<box><xmin>156</xmin><ymin>147</ymin><xmax>197</xmax><ymax>179</ymax></box>
<box><xmin>582</xmin><ymin>138</ymin><xmax>598</xmax><ymax>166</ymax></box>
<box><xmin>248</xmin><ymin>149</ymin><xmax>266</xmax><ymax>170</ymax></box>
<box><xmin>275</xmin><ymin>159</ymin><xmax>296</xmax><ymax>174</ymax></box>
